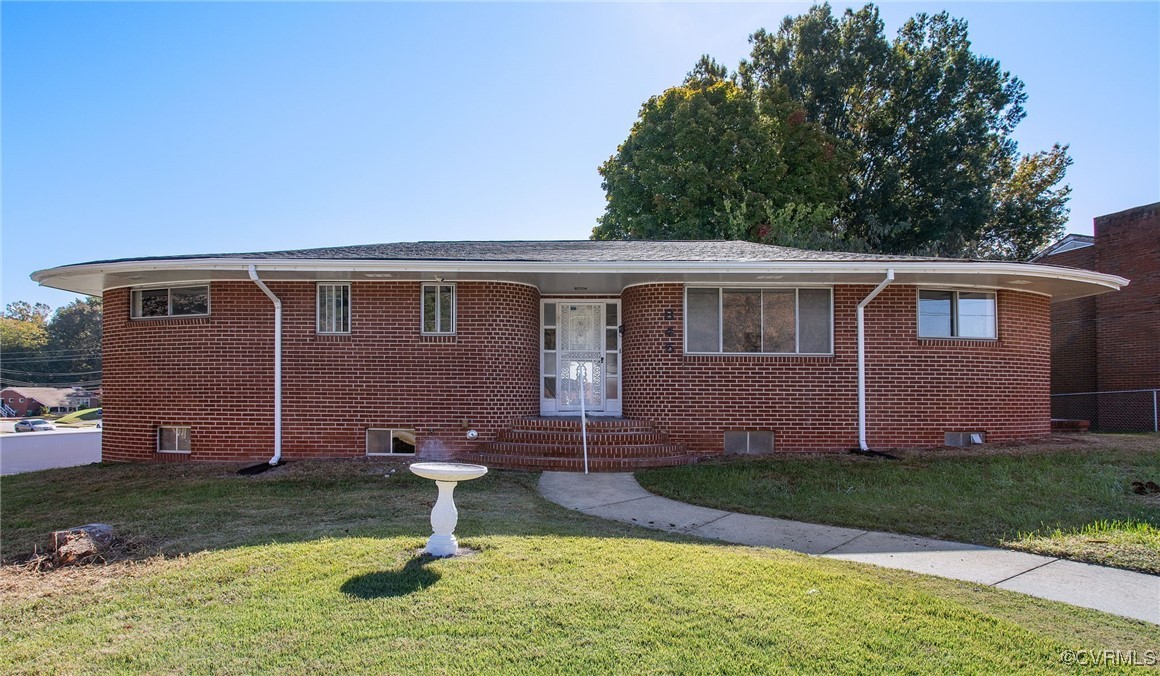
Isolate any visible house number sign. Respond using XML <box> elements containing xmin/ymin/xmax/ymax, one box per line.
<box><xmin>662</xmin><ymin>309</ymin><xmax>676</xmax><ymax>353</ymax></box>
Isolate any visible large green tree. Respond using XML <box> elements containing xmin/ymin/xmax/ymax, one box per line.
<box><xmin>0</xmin><ymin>297</ymin><xmax>101</xmax><ymax>388</ymax></box>
<box><xmin>597</xmin><ymin>3</ymin><xmax>1072</xmax><ymax>259</ymax></box>
<box><xmin>593</xmin><ymin>56</ymin><xmax>847</xmax><ymax>243</ymax></box>
<box><xmin>46</xmin><ymin>297</ymin><xmax>102</xmax><ymax>355</ymax></box>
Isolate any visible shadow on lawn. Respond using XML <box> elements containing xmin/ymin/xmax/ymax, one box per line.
<box><xmin>341</xmin><ymin>555</ymin><xmax>441</xmax><ymax>599</ymax></box>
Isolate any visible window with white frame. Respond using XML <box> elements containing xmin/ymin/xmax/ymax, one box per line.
<box><xmin>686</xmin><ymin>287</ymin><xmax>832</xmax><ymax>354</ymax></box>
<box><xmin>366</xmin><ymin>428</ymin><xmax>416</xmax><ymax>455</ymax></box>
<box><xmin>132</xmin><ymin>286</ymin><xmax>209</xmax><ymax>318</ymax></box>
<box><xmin>157</xmin><ymin>426</ymin><xmax>191</xmax><ymax>453</ymax></box>
<box><xmin>421</xmin><ymin>284</ymin><xmax>455</xmax><ymax>334</ymax></box>
<box><xmin>918</xmin><ymin>290</ymin><xmax>997</xmax><ymax>339</ymax></box>
<box><xmin>317</xmin><ymin>283</ymin><xmax>351</xmax><ymax>334</ymax></box>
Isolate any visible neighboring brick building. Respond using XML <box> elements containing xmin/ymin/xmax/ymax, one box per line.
<box><xmin>1</xmin><ymin>386</ymin><xmax>100</xmax><ymax>417</ymax></box>
<box><xmin>1035</xmin><ymin>203</ymin><xmax>1160</xmax><ymax>430</ymax></box>
<box><xmin>34</xmin><ymin>240</ymin><xmax>1124</xmax><ymax>469</ymax></box>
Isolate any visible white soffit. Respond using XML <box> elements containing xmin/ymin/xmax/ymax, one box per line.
<box><xmin>31</xmin><ymin>258</ymin><xmax>1128</xmax><ymax>302</ymax></box>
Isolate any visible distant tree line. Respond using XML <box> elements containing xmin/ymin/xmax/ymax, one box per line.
<box><xmin>593</xmin><ymin>3</ymin><xmax>1071</xmax><ymax>260</ymax></box>
<box><xmin>0</xmin><ymin>298</ymin><xmax>102</xmax><ymax>390</ymax></box>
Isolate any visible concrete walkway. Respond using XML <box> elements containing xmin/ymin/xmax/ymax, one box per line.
<box><xmin>539</xmin><ymin>472</ymin><xmax>1160</xmax><ymax>625</ymax></box>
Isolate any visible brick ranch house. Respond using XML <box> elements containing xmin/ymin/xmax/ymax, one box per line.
<box><xmin>1</xmin><ymin>386</ymin><xmax>99</xmax><ymax>417</ymax></box>
<box><xmin>33</xmin><ymin>241</ymin><xmax>1125</xmax><ymax>470</ymax></box>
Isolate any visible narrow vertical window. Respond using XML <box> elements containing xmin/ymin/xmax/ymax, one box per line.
<box><xmin>317</xmin><ymin>283</ymin><xmax>351</xmax><ymax>334</ymax></box>
<box><xmin>421</xmin><ymin>284</ymin><xmax>455</xmax><ymax>334</ymax></box>
<box><xmin>686</xmin><ymin>287</ymin><xmax>721</xmax><ymax>352</ymax></box>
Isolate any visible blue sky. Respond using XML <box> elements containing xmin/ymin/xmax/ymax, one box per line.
<box><xmin>3</xmin><ymin>2</ymin><xmax>1158</xmax><ymax>310</ymax></box>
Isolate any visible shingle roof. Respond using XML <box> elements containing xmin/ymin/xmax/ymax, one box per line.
<box><xmin>1</xmin><ymin>387</ymin><xmax>86</xmax><ymax>408</ymax></box>
<box><xmin>1030</xmin><ymin>234</ymin><xmax>1096</xmax><ymax>261</ymax></box>
<box><xmin>74</xmin><ymin>240</ymin><xmax>954</xmax><ymax>266</ymax></box>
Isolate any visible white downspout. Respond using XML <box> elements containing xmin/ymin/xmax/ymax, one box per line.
<box><xmin>248</xmin><ymin>265</ymin><xmax>282</xmax><ymax>465</ymax></box>
<box><xmin>857</xmin><ymin>269</ymin><xmax>895</xmax><ymax>452</ymax></box>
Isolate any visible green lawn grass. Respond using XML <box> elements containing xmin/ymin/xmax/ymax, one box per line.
<box><xmin>636</xmin><ymin>434</ymin><xmax>1160</xmax><ymax>574</ymax></box>
<box><xmin>1</xmin><ymin>459</ymin><xmax>1157</xmax><ymax>673</ymax></box>
<box><xmin>52</xmin><ymin>408</ymin><xmax>102</xmax><ymax>424</ymax></box>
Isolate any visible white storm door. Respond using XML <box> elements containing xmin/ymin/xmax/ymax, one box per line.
<box><xmin>557</xmin><ymin>303</ymin><xmax>604</xmax><ymax>412</ymax></box>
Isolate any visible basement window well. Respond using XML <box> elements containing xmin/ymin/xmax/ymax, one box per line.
<box><xmin>367</xmin><ymin>428</ymin><xmax>416</xmax><ymax>456</ymax></box>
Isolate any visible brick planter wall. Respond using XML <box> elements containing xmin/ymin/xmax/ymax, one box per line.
<box><xmin>101</xmin><ymin>281</ymin><xmax>540</xmax><ymax>462</ymax></box>
<box><xmin>621</xmin><ymin>283</ymin><xmax>1050</xmax><ymax>453</ymax></box>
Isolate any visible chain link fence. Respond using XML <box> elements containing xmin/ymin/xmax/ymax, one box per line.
<box><xmin>1051</xmin><ymin>389</ymin><xmax>1160</xmax><ymax>433</ymax></box>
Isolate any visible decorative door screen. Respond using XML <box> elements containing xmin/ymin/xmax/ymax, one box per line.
<box><xmin>557</xmin><ymin>303</ymin><xmax>604</xmax><ymax>411</ymax></box>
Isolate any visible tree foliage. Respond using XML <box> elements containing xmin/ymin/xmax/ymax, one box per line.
<box><xmin>0</xmin><ymin>297</ymin><xmax>102</xmax><ymax>388</ymax></box>
<box><xmin>593</xmin><ymin>56</ymin><xmax>847</xmax><ymax>242</ymax></box>
<box><xmin>0</xmin><ymin>317</ymin><xmax>49</xmax><ymax>354</ymax></box>
<box><xmin>1</xmin><ymin>302</ymin><xmax>51</xmax><ymax>355</ymax></box>
<box><xmin>596</xmin><ymin>3</ymin><xmax>1071</xmax><ymax>259</ymax></box>
<box><xmin>46</xmin><ymin>297</ymin><xmax>103</xmax><ymax>355</ymax></box>
<box><xmin>5</xmin><ymin>301</ymin><xmax>51</xmax><ymax>324</ymax></box>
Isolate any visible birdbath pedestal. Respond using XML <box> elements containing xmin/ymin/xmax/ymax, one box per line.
<box><xmin>408</xmin><ymin>462</ymin><xmax>488</xmax><ymax>557</ymax></box>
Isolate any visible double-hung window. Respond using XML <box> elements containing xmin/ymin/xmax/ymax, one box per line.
<box><xmin>317</xmin><ymin>283</ymin><xmax>351</xmax><ymax>334</ymax></box>
<box><xmin>918</xmin><ymin>290</ymin><xmax>997</xmax><ymax>339</ymax></box>
<box><xmin>131</xmin><ymin>286</ymin><xmax>209</xmax><ymax>318</ymax></box>
<box><xmin>422</xmin><ymin>284</ymin><xmax>455</xmax><ymax>335</ymax></box>
<box><xmin>685</xmin><ymin>287</ymin><xmax>833</xmax><ymax>354</ymax></box>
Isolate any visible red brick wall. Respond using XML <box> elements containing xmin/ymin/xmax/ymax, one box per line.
<box><xmin>1043</xmin><ymin>245</ymin><xmax>1098</xmax><ymax>393</ymax></box>
<box><xmin>621</xmin><ymin>284</ymin><xmax>1050</xmax><ymax>453</ymax></box>
<box><xmin>104</xmin><ymin>278</ymin><xmax>1052</xmax><ymax>460</ymax></box>
<box><xmin>1093</xmin><ymin>204</ymin><xmax>1160</xmax><ymax>392</ymax></box>
<box><xmin>102</xmin><ymin>281</ymin><xmax>540</xmax><ymax>462</ymax></box>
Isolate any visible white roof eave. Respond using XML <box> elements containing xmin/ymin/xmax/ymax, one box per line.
<box><xmin>31</xmin><ymin>257</ymin><xmax>1129</xmax><ymax>301</ymax></box>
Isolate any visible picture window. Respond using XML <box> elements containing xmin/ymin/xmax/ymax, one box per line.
<box><xmin>685</xmin><ymin>287</ymin><xmax>832</xmax><ymax>354</ymax></box>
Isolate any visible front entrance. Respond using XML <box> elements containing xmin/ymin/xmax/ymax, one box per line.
<box><xmin>541</xmin><ymin>300</ymin><xmax>620</xmax><ymax>415</ymax></box>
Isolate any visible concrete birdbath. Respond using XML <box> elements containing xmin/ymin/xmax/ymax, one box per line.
<box><xmin>408</xmin><ymin>462</ymin><xmax>488</xmax><ymax>557</ymax></box>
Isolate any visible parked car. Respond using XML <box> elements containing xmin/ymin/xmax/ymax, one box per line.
<box><xmin>14</xmin><ymin>419</ymin><xmax>55</xmax><ymax>432</ymax></box>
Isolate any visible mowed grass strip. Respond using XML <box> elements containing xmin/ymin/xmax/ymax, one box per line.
<box><xmin>637</xmin><ymin>434</ymin><xmax>1160</xmax><ymax>574</ymax></box>
<box><xmin>0</xmin><ymin>460</ymin><xmax>1156</xmax><ymax>673</ymax></box>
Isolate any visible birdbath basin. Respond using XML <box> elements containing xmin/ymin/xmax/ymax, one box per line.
<box><xmin>409</xmin><ymin>462</ymin><xmax>488</xmax><ymax>557</ymax></box>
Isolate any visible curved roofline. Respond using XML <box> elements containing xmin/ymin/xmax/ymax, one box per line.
<box><xmin>32</xmin><ymin>255</ymin><xmax>1128</xmax><ymax>300</ymax></box>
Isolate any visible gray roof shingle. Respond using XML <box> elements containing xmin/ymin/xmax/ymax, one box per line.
<box><xmin>73</xmin><ymin>240</ymin><xmax>956</xmax><ymax>266</ymax></box>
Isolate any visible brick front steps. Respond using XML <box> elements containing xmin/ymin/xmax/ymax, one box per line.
<box><xmin>465</xmin><ymin>417</ymin><xmax>707</xmax><ymax>471</ymax></box>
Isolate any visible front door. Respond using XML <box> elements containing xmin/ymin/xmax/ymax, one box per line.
<box><xmin>557</xmin><ymin>303</ymin><xmax>605</xmax><ymax>412</ymax></box>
